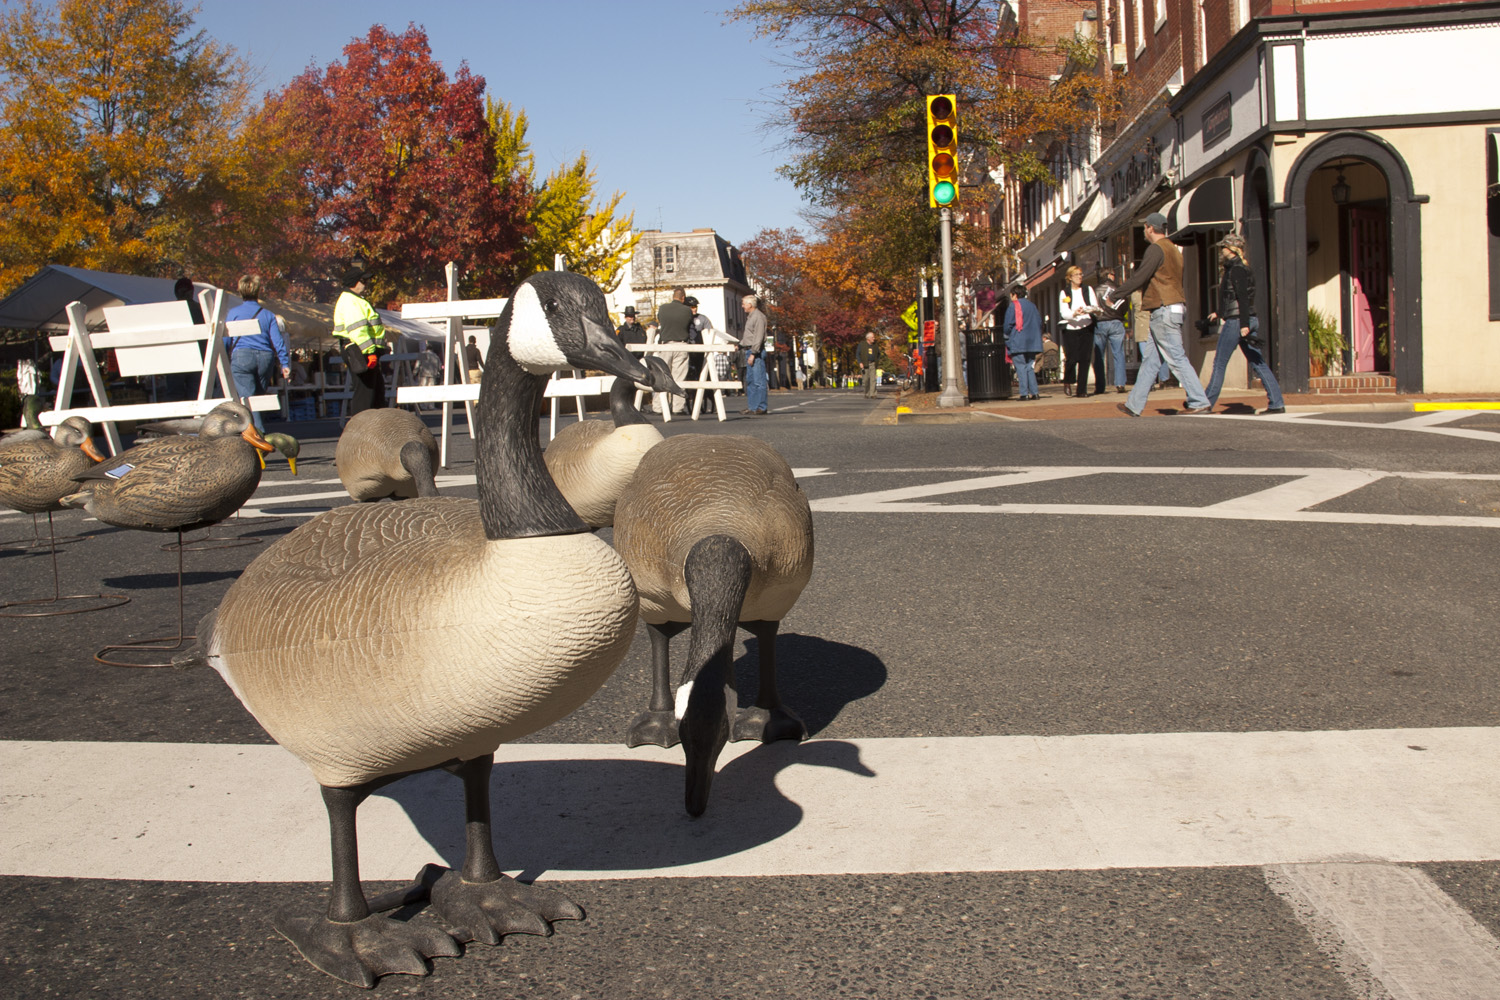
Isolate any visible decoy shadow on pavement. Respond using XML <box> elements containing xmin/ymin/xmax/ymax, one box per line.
<box><xmin>378</xmin><ymin>738</ymin><xmax>876</xmax><ymax>877</ymax></box>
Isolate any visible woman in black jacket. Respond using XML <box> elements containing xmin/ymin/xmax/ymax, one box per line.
<box><xmin>1202</xmin><ymin>234</ymin><xmax>1285</xmax><ymax>414</ymax></box>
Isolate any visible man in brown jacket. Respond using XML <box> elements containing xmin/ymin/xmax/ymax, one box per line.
<box><xmin>1108</xmin><ymin>212</ymin><xmax>1211</xmax><ymax>416</ymax></box>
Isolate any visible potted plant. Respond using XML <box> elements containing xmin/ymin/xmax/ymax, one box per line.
<box><xmin>1307</xmin><ymin>307</ymin><xmax>1342</xmax><ymax>377</ymax></box>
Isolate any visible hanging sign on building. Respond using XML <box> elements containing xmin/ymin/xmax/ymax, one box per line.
<box><xmin>1202</xmin><ymin>93</ymin><xmax>1233</xmax><ymax>150</ymax></box>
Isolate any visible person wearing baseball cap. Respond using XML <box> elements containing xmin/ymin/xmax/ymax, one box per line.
<box><xmin>1202</xmin><ymin>233</ymin><xmax>1285</xmax><ymax>415</ymax></box>
<box><xmin>1106</xmin><ymin>211</ymin><xmax>1211</xmax><ymax>416</ymax></box>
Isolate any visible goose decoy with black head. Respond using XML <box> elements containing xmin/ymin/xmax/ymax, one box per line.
<box><xmin>543</xmin><ymin>356</ymin><xmax>671</xmax><ymax>528</ymax></box>
<box><xmin>335</xmin><ymin>408</ymin><xmax>439</xmax><ymax>500</ymax></box>
<box><xmin>0</xmin><ymin>417</ymin><xmax>105</xmax><ymax>513</ymax></box>
<box><xmin>60</xmin><ymin>402</ymin><xmax>273</xmax><ymax>532</ymax></box>
<box><xmin>173</xmin><ymin>271</ymin><xmax>680</xmax><ymax>987</ymax></box>
<box><xmin>612</xmin><ymin>433</ymin><xmax>814</xmax><ymax>817</ymax></box>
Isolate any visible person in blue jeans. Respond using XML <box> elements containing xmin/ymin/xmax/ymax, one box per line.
<box><xmin>1003</xmin><ymin>284</ymin><xmax>1043</xmax><ymax>400</ymax></box>
<box><xmin>1202</xmin><ymin>234</ymin><xmax>1285</xmax><ymax>415</ymax></box>
<box><xmin>1108</xmin><ymin>212</ymin><xmax>1211</xmax><ymax>416</ymax></box>
<box><xmin>738</xmin><ymin>293</ymin><xmax>768</xmax><ymax>414</ymax></box>
<box><xmin>1093</xmin><ymin>268</ymin><xmax>1129</xmax><ymax>393</ymax></box>
<box><xmin>225</xmin><ymin>274</ymin><xmax>290</xmax><ymax>432</ymax></box>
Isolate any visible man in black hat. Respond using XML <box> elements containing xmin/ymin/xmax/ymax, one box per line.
<box><xmin>332</xmin><ymin>263</ymin><xmax>389</xmax><ymax>414</ymax></box>
<box><xmin>616</xmin><ymin>306</ymin><xmax>646</xmax><ymax>345</ymax></box>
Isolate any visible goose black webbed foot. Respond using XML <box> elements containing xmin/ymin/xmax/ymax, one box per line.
<box><xmin>271</xmin><ymin>909</ymin><xmax>461</xmax><ymax>989</ymax></box>
<box><xmin>429</xmin><ymin>869</ymin><xmax>584</xmax><ymax>945</ymax></box>
<box><xmin>733</xmin><ymin>704</ymin><xmax>807</xmax><ymax>743</ymax></box>
<box><xmin>627</xmin><ymin>708</ymin><xmax>681</xmax><ymax>748</ymax></box>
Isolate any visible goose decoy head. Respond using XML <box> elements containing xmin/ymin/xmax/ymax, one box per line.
<box><xmin>53</xmin><ymin>417</ymin><xmax>106</xmax><ymax>462</ymax></box>
<box><xmin>262</xmin><ymin>433</ymin><xmax>300</xmax><ymax>475</ymax></box>
<box><xmin>505</xmin><ymin>272</ymin><xmax>684</xmax><ymax>396</ymax></box>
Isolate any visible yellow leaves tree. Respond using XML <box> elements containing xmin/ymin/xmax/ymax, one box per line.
<box><xmin>0</xmin><ymin>0</ymin><xmax>256</xmax><ymax>295</ymax></box>
<box><xmin>486</xmin><ymin>98</ymin><xmax>637</xmax><ymax>292</ymax></box>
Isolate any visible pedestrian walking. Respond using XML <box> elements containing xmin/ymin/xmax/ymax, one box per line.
<box><xmin>1202</xmin><ymin>234</ymin><xmax>1286</xmax><ymax>415</ymax></box>
<box><xmin>655</xmin><ymin>286</ymin><xmax>693</xmax><ymax>415</ymax></box>
<box><xmin>1107</xmin><ymin>212</ymin><xmax>1211</xmax><ymax>416</ymax></box>
<box><xmin>857</xmin><ymin>332</ymin><xmax>881</xmax><ymax>398</ymax></box>
<box><xmin>1003</xmin><ymin>284</ymin><xmax>1044</xmax><ymax>401</ymax></box>
<box><xmin>1094</xmin><ymin>268</ymin><xmax>1130</xmax><ymax>393</ymax></box>
<box><xmin>465</xmin><ymin>335</ymin><xmax>484</xmax><ymax>384</ymax></box>
<box><xmin>225</xmin><ymin>274</ymin><xmax>291</xmax><ymax>433</ymax></box>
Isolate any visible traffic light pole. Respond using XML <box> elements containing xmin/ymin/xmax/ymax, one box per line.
<box><xmin>936</xmin><ymin>206</ymin><xmax>966</xmax><ymax>408</ymax></box>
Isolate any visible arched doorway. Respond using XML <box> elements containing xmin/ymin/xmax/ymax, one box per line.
<box><xmin>1244</xmin><ymin>147</ymin><xmax>1275</xmax><ymax>370</ymax></box>
<box><xmin>1274</xmin><ymin>131</ymin><xmax>1426</xmax><ymax>392</ymax></box>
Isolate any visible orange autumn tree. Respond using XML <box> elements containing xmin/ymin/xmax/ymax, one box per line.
<box><xmin>730</xmin><ymin>0</ymin><xmax>1118</xmax><ymax>287</ymax></box>
<box><xmin>0</xmin><ymin>0</ymin><xmax>257</xmax><ymax>295</ymax></box>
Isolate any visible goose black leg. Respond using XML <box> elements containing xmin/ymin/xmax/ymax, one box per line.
<box><xmin>627</xmin><ymin>620</ymin><xmax>689</xmax><ymax>747</ymax></box>
<box><xmin>429</xmin><ymin>753</ymin><xmax>584</xmax><ymax>945</ymax></box>
<box><xmin>733</xmin><ymin>620</ymin><xmax>806</xmax><ymax>743</ymax></box>
<box><xmin>272</xmin><ymin>783</ymin><xmax>461</xmax><ymax>988</ymax></box>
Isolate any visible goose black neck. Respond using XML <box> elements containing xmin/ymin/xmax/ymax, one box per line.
<box><xmin>475</xmin><ymin>350</ymin><xmax>590</xmax><ymax>541</ymax></box>
<box><xmin>608</xmin><ymin>372</ymin><xmax>648</xmax><ymax>426</ymax></box>
<box><xmin>683</xmin><ymin>535</ymin><xmax>752</xmax><ymax>677</ymax></box>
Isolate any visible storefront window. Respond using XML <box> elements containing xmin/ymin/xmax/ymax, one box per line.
<box><xmin>1488</xmin><ymin>129</ymin><xmax>1500</xmax><ymax>320</ymax></box>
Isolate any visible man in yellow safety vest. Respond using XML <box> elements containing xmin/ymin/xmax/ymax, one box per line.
<box><xmin>333</xmin><ymin>263</ymin><xmax>388</xmax><ymax>414</ymax></box>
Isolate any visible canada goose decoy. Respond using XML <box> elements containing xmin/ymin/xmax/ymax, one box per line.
<box><xmin>173</xmin><ymin>271</ymin><xmax>680</xmax><ymax>988</ymax></box>
<box><xmin>336</xmin><ymin>408</ymin><xmax>439</xmax><ymax>500</ymax></box>
<box><xmin>61</xmin><ymin>402</ymin><xmax>274</xmax><ymax>533</ymax></box>
<box><xmin>543</xmin><ymin>356</ymin><xmax>668</xmax><ymax>528</ymax></box>
<box><xmin>612</xmin><ymin>433</ymin><xmax>814</xmax><ymax>817</ymax></box>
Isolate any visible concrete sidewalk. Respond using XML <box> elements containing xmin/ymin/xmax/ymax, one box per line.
<box><xmin>895</xmin><ymin>385</ymin><xmax>1500</xmax><ymax>422</ymax></box>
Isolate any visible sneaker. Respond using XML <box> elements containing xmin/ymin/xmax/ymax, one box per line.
<box><xmin>1182</xmin><ymin>403</ymin><xmax>1212</xmax><ymax>414</ymax></box>
<box><xmin>1261</xmin><ymin>406</ymin><xmax>1286</xmax><ymax>415</ymax></box>
<box><xmin>1117</xmin><ymin>402</ymin><xmax>1140</xmax><ymax>418</ymax></box>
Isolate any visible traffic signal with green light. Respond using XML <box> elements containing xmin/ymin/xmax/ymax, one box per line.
<box><xmin>926</xmin><ymin>94</ymin><xmax>959</xmax><ymax>208</ymax></box>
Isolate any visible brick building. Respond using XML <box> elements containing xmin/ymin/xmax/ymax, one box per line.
<box><xmin>1035</xmin><ymin>0</ymin><xmax>1500</xmax><ymax>395</ymax></box>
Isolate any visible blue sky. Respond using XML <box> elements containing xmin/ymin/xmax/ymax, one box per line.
<box><xmin>194</xmin><ymin>0</ymin><xmax>808</xmax><ymax>248</ymax></box>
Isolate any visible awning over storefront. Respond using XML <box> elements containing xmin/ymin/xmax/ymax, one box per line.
<box><xmin>1019</xmin><ymin>215</ymin><xmax>1071</xmax><ymax>276</ymax></box>
<box><xmin>1089</xmin><ymin>179</ymin><xmax>1171</xmax><ymax>248</ymax></box>
<box><xmin>1164</xmin><ymin>175</ymin><xmax>1235</xmax><ymax>241</ymax></box>
<box><xmin>1052</xmin><ymin>190</ymin><xmax>1102</xmax><ymax>253</ymax></box>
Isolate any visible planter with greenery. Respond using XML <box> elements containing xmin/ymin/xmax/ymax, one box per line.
<box><xmin>1307</xmin><ymin>307</ymin><xmax>1343</xmax><ymax>377</ymax></box>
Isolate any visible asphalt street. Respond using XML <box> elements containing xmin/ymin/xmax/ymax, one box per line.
<box><xmin>4</xmin><ymin>388</ymin><xmax>1499</xmax><ymax>999</ymax></box>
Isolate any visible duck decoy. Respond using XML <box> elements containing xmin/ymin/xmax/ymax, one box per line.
<box><xmin>543</xmin><ymin>356</ymin><xmax>668</xmax><ymax>528</ymax></box>
<box><xmin>58</xmin><ymin>402</ymin><xmax>273</xmax><ymax>664</ymax></box>
<box><xmin>0</xmin><ymin>418</ymin><xmax>127</xmax><ymax>617</ymax></box>
<box><xmin>262</xmin><ymin>432</ymin><xmax>299</xmax><ymax>476</ymax></box>
<box><xmin>612</xmin><ymin>433</ymin><xmax>814</xmax><ymax>817</ymax></box>
<box><xmin>61</xmin><ymin>402</ymin><xmax>273</xmax><ymax>533</ymax></box>
<box><xmin>173</xmin><ymin>271</ymin><xmax>680</xmax><ymax>988</ymax></box>
<box><xmin>335</xmin><ymin>408</ymin><xmax>440</xmax><ymax>501</ymax></box>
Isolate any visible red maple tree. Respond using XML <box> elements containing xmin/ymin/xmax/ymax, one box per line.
<box><xmin>259</xmin><ymin>24</ymin><xmax>531</xmax><ymax>302</ymax></box>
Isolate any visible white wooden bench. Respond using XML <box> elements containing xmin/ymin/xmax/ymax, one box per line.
<box><xmin>41</xmin><ymin>291</ymin><xmax>278</xmax><ymax>455</ymax></box>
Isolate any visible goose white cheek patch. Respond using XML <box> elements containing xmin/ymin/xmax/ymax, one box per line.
<box><xmin>674</xmin><ymin>680</ymin><xmax>736</xmax><ymax>722</ymax></box>
<box><xmin>507</xmin><ymin>283</ymin><xmax>569</xmax><ymax>374</ymax></box>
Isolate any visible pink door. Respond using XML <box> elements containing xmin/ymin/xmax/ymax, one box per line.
<box><xmin>1348</xmin><ymin>207</ymin><xmax>1390</xmax><ymax>373</ymax></box>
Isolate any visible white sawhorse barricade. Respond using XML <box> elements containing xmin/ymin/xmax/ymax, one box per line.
<box><xmin>395</xmin><ymin>264</ymin><xmax>506</xmax><ymax>468</ymax></box>
<box><xmin>627</xmin><ymin>341</ymin><xmax>742</xmax><ymax>421</ymax></box>
<box><xmin>41</xmin><ymin>291</ymin><xmax>278</xmax><ymax>456</ymax></box>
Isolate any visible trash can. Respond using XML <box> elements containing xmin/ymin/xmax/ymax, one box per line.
<box><xmin>965</xmin><ymin>328</ymin><xmax>1011</xmax><ymax>401</ymax></box>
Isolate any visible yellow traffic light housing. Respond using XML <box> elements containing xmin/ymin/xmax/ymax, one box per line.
<box><xmin>926</xmin><ymin>94</ymin><xmax>959</xmax><ymax>208</ymax></box>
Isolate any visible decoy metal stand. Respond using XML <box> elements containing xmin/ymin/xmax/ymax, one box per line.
<box><xmin>1</xmin><ymin>511</ymin><xmax>94</xmax><ymax>550</ymax></box>
<box><xmin>0</xmin><ymin>512</ymin><xmax>129</xmax><ymax>618</ymax></box>
<box><xmin>96</xmin><ymin>529</ymin><xmax>193</xmax><ymax>667</ymax></box>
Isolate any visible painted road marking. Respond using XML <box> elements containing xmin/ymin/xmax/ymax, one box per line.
<box><xmin>4</xmin><ymin>727</ymin><xmax>1497</xmax><ymax>883</ymax></box>
<box><xmin>1415</xmin><ymin>402</ymin><xmax>1500</xmax><ymax>411</ymax></box>
<box><xmin>1245</xmin><ymin>410</ymin><xmax>1500</xmax><ymax>445</ymax></box>
<box><xmin>811</xmin><ymin>465</ymin><xmax>1500</xmax><ymax>528</ymax></box>
<box><xmin>1267</xmin><ymin>862</ymin><xmax>1500</xmax><ymax>1000</ymax></box>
